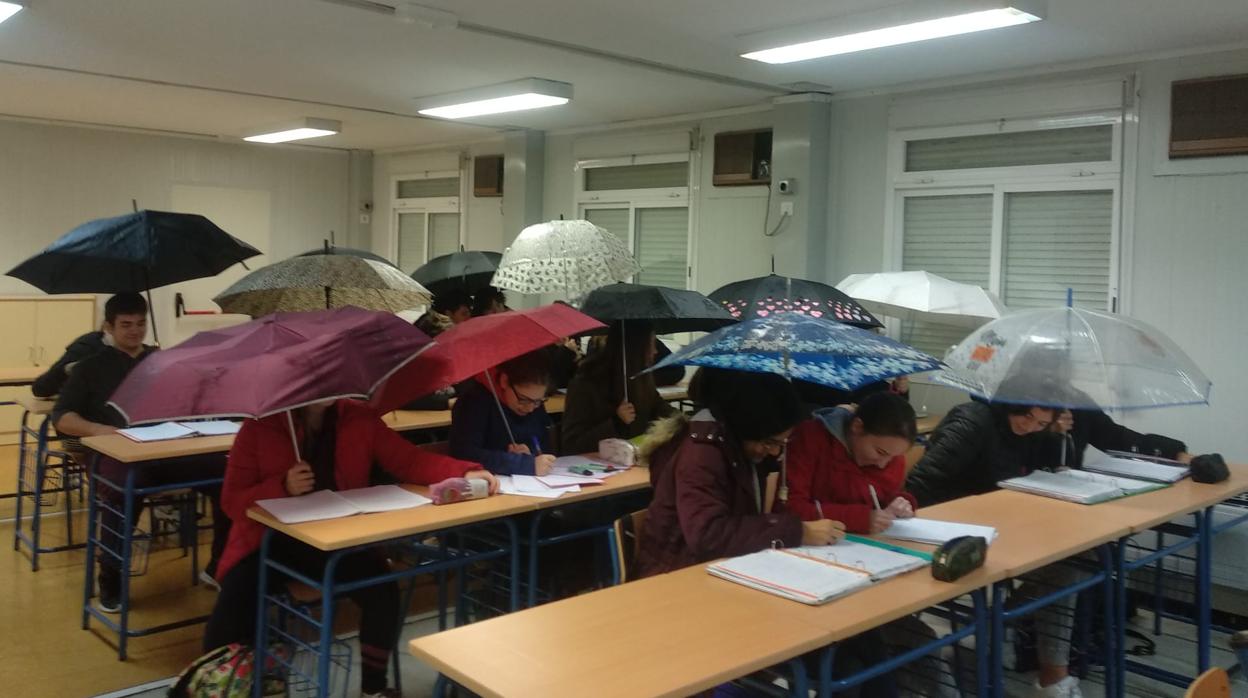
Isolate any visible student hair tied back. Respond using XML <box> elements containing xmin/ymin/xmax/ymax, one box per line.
<box><xmin>854</xmin><ymin>392</ymin><xmax>918</xmax><ymax>443</ymax></box>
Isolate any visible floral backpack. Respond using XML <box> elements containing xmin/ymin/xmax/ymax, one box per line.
<box><xmin>168</xmin><ymin>643</ymin><xmax>286</xmax><ymax>698</ymax></box>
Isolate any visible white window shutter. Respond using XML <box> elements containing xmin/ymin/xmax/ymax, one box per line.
<box><xmin>634</xmin><ymin>207</ymin><xmax>689</xmax><ymax>289</ymax></box>
<box><xmin>397</xmin><ymin>212</ymin><xmax>427</xmax><ymax>275</ymax></box>
<box><xmin>1002</xmin><ymin>190</ymin><xmax>1113</xmax><ymax>310</ymax></box>
<box><xmin>428</xmin><ymin>212</ymin><xmax>461</xmax><ymax>260</ymax></box>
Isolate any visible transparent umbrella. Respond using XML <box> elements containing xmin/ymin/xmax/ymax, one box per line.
<box><xmin>933</xmin><ymin>306</ymin><xmax>1211</xmax><ymax>410</ymax></box>
<box><xmin>491</xmin><ymin>220</ymin><xmax>641</xmax><ymax>302</ymax></box>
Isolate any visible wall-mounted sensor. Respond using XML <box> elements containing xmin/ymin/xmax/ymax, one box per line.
<box><xmin>777</xmin><ymin>178</ymin><xmax>795</xmax><ymax>194</ymax></box>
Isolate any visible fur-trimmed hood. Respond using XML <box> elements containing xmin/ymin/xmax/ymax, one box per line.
<box><xmin>637</xmin><ymin>412</ymin><xmax>689</xmax><ymax>467</ymax></box>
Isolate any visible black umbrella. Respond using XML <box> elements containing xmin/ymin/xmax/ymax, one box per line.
<box><xmin>411</xmin><ymin>250</ymin><xmax>502</xmax><ymax>297</ymax></box>
<box><xmin>578</xmin><ymin>282</ymin><xmax>735</xmax><ymax>402</ymax></box>
<box><xmin>709</xmin><ymin>273</ymin><xmax>882</xmax><ymax>329</ymax></box>
<box><xmin>7</xmin><ymin>209</ymin><xmax>262</xmax><ymax>343</ymax></box>
<box><xmin>295</xmin><ymin>239</ymin><xmax>397</xmax><ymax>267</ymax></box>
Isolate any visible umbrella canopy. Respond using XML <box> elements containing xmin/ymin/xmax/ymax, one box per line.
<box><xmin>933</xmin><ymin>306</ymin><xmax>1211</xmax><ymax>410</ymax></box>
<box><xmin>294</xmin><ymin>243</ymin><xmax>397</xmax><ymax>268</ymax></box>
<box><xmin>709</xmin><ymin>274</ymin><xmax>882</xmax><ymax>329</ymax></box>
<box><xmin>371</xmin><ymin>303</ymin><xmax>604</xmax><ymax>413</ymax></box>
<box><xmin>214</xmin><ymin>255</ymin><xmax>432</xmax><ymax>316</ymax></box>
<box><xmin>7</xmin><ymin>209</ymin><xmax>261</xmax><ymax>293</ymax></box>
<box><xmin>644</xmin><ymin>311</ymin><xmax>942</xmax><ymax>391</ymax></box>
<box><xmin>577</xmin><ymin>282</ymin><xmax>736</xmax><ymax>334</ymax></box>
<box><xmin>491</xmin><ymin>220</ymin><xmax>641</xmax><ymax>300</ymax></box>
<box><xmin>108</xmin><ymin>306</ymin><xmax>433</xmax><ymax>425</ymax></box>
<box><xmin>412</xmin><ymin>250</ymin><xmax>503</xmax><ymax>297</ymax></box>
<box><xmin>836</xmin><ymin>271</ymin><xmax>1007</xmax><ymax>328</ymax></box>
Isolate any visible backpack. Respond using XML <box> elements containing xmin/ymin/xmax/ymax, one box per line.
<box><xmin>168</xmin><ymin>643</ymin><xmax>287</xmax><ymax>698</ymax></box>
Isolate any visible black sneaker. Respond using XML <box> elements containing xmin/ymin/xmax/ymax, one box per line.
<box><xmin>97</xmin><ymin>588</ymin><xmax>121</xmax><ymax>614</ymax></box>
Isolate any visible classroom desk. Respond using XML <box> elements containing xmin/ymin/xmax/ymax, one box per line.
<box><xmin>78</xmin><ymin>432</ymin><xmax>233</xmax><ymax>659</ymax></box>
<box><xmin>0</xmin><ymin>366</ymin><xmax>43</xmax><ymax>387</ymax></box>
<box><xmin>915</xmin><ymin>413</ymin><xmax>941</xmax><ymax>435</ymax></box>
<box><xmin>386</xmin><ymin>393</ymin><xmax>568</xmax><ymax>433</ymax></box>
<box><xmin>12</xmin><ymin>392</ymin><xmax>77</xmax><ymax>570</ymax></box>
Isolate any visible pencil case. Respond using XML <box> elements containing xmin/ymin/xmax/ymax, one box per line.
<box><xmin>430</xmin><ymin>477</ymin><xmax>489</xmax><ymax>505</ymax></box>
<box><xmin>931</xmin><ymin>535</ymin><xmax>987</xmax><ymax>582</ymax></box>
<box><xmin>599</xmin><ymin>438</ymin><xmax>637</xmax><ymax>467</ymax></box>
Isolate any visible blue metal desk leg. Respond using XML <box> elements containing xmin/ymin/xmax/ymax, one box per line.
<box><xmin>13</xmin><ymin>409</ymin><xmax>28</xmax><ymax>553</ymax></box>
<box><xmin>1113</xmin><ymin>539</ymin><xmax>1128</xmax><ymax>698</ymax></box>
<box><xmin>991</xmin><ymin>580</ymin><xmax>1008</xmax><ymax>698</ymax></box>
<box><xmin>317</xmin><ymin>551</ymin><xmax>345</xmax><ymax>697</ymax></box>
<box><xmin>1197</xmin><ymin>507</ymin><xmax>1213</xmax><ymax>673</ymax></box>
<box><xmin>503</xmin><ymin>517</ymin><xmax>520</xmax><ymax>612</ymax></box>
<box><xmin>252</xmin><ymin>531</ymin><xmax>273</xmax><ymax>698</ymax></box>
<box><xmin>1097</xmin><ymin>545</ymin><xmax>1116</xmax><ymax>698</ymax></box>
<box><xmin>436</xmin><ymin>536</ymin><xmax>449</xmax><ymax>632</ymax></box>
<box><xmin>974</xmin><ymin>587</ymin><xmax>990</xmax><ymax>697</ymax></box>
<box><xmin>527</xmin><ymin>512</ymin><xmax>545</xmax><ymax>608</ymax></box>
<box><xmin>81</xmin><ymin>454</ymin><xmax>100</xmax><ymax>630</ymax></box>
<box><xmin>117</xmin><ymin>467</ymin><xmax>137</xmax><ymax>661</ymax></box>
<box><xmin>785</xmin><ymin>656</ymin><xmax>809</xmax><ymax>697</ymax></box>
<box><xmin>817</xmin><ymin>644</ymin><xmax>838</xmax><ymax>698</ymax></box>
<box><xmin>29</xmin><ymin>416</ymin><xmax>45</xmax><ymax>571</ymax></box>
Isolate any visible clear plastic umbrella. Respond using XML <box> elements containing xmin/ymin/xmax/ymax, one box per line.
<box><xmin>836</xmin><ymin>271</ymin><xmax>1007</xmax><ymax>328</ymax></box>
<box><xmin>933</xmin><ymin>306</ymin><xmax>1211</xmax><ymax>410</ymax></box>
<box><xmin>491</xmin><ymin>220</ymin><xmax>641</xmax><ymax>301</ymax></box>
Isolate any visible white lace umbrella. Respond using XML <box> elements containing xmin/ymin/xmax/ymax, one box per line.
<box><xmin>836</xmin><ymin>271</ymin><xmax>1007</xmax><ymax>328</ymax></box>
<box><xmin>491</xmin><ymin>220</ymin><xmax>641</xmax><ymax>301</ymax></box>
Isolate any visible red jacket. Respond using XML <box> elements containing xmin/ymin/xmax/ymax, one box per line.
<box><xmin>783</xmin><ymin>413</ymin><xmax>917</xmax><ymax>533</ymax></box>
<box><xmin>636</xmin><ymin>413</ymin><xmax>802</xmax><ymax>578</ymax></box>
<box><xmin>216</xmin><ymin>400</ymin><xmax>477</xmax><ymax>579</ymax></box>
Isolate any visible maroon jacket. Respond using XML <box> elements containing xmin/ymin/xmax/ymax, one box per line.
<box><xmin>636</xmin><ymin>413</ymin><xmax>803</xmax><ymax>578</ymax></box>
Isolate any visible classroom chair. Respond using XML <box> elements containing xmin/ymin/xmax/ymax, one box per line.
<box><xmin>609</xmin><ymin>508</ymin><xmax>647</xmax><ymax>585</ymax></box>
<box><xmin>1185</xmin><ymin>667</ymin><xmax>1231</xmax><ymax>698</ymax></box>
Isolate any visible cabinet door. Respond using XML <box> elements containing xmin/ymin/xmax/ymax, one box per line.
<box><xmin>0</xmin><ymin>301</ymin><xmax>38</xmax><ymax>367</ymax></box>
<box><xmin>0</xmin><ymin>385</ymin><xmax>26</xmax><ymax>447</ymax></box>
<box><xmin>35</xmin><ymin>300</ymin><xmax>96</xmax><ymax>367</ymax></box>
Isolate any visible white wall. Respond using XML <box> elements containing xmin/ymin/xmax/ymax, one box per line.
<box><xmin>0</xmin><ymin>119</ymin><xmax>350</xmax><ymax>345</ymax></box>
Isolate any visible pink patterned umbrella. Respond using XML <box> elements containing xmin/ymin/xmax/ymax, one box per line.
<box><xmin>109</xmin><ymin>306</ymin><xmax>432</xmax><ymax>425</ymax></box>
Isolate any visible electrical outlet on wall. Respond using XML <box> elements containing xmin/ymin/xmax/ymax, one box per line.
<box><xmin>780</xmin><ymin>201</ymin><xmax>794</xmax><ymax>217</ymax></box>
<box><xmin>360</xmin><ymin>213</ymin><xmax>371</xmax><ymax>224</ymax></box>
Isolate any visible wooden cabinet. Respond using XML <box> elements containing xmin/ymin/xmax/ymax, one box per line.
<box><xmin>34</xmin><ymin>299</ymin><xmax>97</xmax><ymax>367</ymax></box>
<box><xmin>712</xmin><ymin>129</ymin><xmax>773</xmax><ymax>187</ymax></box>
<box><xmin>0</xmin><ymin>301</ymin><xmax>37</xmax><ymax>366</ymax></box>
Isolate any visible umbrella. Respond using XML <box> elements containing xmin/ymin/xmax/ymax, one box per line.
<box><xmin>6</xmin><ymin>208</ymin><xmax>262</xmax><ymax>343</ymax></box>
<box><xmin>836</xmin><ymin>271</ymin><xmax>1007</xmax><ymax>328</ymax></box>
<box><xmin>709</xmin><ymin>274</ymin><xmax>882</xmax><ymax>329</ymax></box>
<box><xmin>371</xmin><ymin>303</ymin><xmax>604</xmax><ymax>414</ymax></box>
<box><xmin>214</xmin><ymin>255</ymin><xmax>432</xmax><ymax>317</ymax></box>
<box><xmin>412</xmin><ymin>250</ymin><xmax>503</xmax><ymax>297</ymax></box>
<box><xmin>491</xmin><ymin>220</ymin><xmax>641</xmax><ymax>301</ymax></box>
<box><xmin>932</xmin><ymin>306</ymin><xmax>1211</xmax><ymax>410</ymax></box>
<box><xmin>295</xmin><ymin>239</ymin><xmax>397</xmax><ymax>268</ymax></box>
<box><xmin>643</xmin><ymin>311</ymin><xmax>942</xmax><ymax>392</ymax></box>
<box><xmin>108</xmin><ymin>306</ymin><xmax>433</xmax><ymax>454</ymax></box>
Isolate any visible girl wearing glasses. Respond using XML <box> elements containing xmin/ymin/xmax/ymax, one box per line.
<box><xmin>450</xmin><ymin>349</ymin><xmax>557</xmax><ymax>476</ymax></box>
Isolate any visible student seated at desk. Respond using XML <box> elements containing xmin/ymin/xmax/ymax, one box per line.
<box><xmin>561</xmin><ymin>320</ymin><xmax>675</xmax><ymax>455</ymax></box>
<box><xmin>635</xmin><ymin>368</ymin><xmax>843</xmax><ymax>578</ymax></box>
<box><xmin>784</xmin><ymin>392</ymin><xmax>919</xmax><ymax>534</ymax></box>
<box><xmin>204</xmin><ymin>398</ymin><xmax>494</xmax><ymax>698</ymax></box>
<box><xmin>52</xmin><ymin>293</ymin><xmax>231</xmax><ymax>613</ymax></box>
<box><xmin>403</xmin><ymin>310</ymin><xmax>458</xmax><ymax>411</ymax></box>
<box><xmin>905</xmin><ymin>393</ymin><xmax>1084</xmax><ymax>698</ymax></box>
<box><xmin>450</xmin><ymin>350</ymin><xmax>556</xmax><ymax>476</ymax></box>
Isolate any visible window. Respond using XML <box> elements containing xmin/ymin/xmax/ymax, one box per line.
<box><xmin>577</xmin><ymin>155</ymin><xmax>692</xmax><ymax>289</ymax></box>
<box><xmin>391</xmin><ymin>171</ymin><xmax>461</xmax><ymax>274</ymax></box>
<box><xmin>890</xmin><ymin>117</ymin><xmax>1122</xmax><ymax>357</ymax></box>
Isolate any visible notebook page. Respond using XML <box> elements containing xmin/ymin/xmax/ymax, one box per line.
<box><xmin>118</xmin><ymin>422</ymin><xmax>198</xmax><ymax>442</ymax></box>
<box><xmin>336</xmin><ymin>485</ymin><xmax>432</xmax><ymax>513</ymax></box>
<box><xmin>790</xmin><ymin>540</ymin><xmax>929</xmax><ymax>580</ymax></box>
<box><xmin>498</xmin><ymin>476</ymin><xmax>569</xmax><ymax>499</ymax></box>
<box><xmin>176</xmin><ymin>420</ymin><xmax>242</xmax><ymax>436</ymax></box>
<box><xmin>256</xmin><ymin>490</ymin><xmax>360</xmax><ymax>524</ymax></box>
<box><xmin>708</xmin><ymin>549</ymin><xmax>871</xmax><ymax>605</ymax></box>
<box><xmin>883</xmin><ymin>518</ymin><xmax>999</xmax><ymax>546</ymax></box>
<box><xmin>1083</xmin><ymin>446</ymin><xmax>1188</xmax><ymax>483</ymax></box>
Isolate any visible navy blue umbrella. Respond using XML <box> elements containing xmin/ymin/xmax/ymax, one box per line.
<box><xmin>7</xmin><ymin>209</ymin><xmax>261</xmax><ymax>294</ymax></box>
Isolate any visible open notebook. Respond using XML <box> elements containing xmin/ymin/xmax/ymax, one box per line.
<box><xmin>998</xmin><ymin>469</ymin><xmax>1166</xmax><ymax>505</ymax></box>
<box><xmin>707</xmin><ymin>538</ymin><xmax>930</xmax><ymax>605</ymax></box>
<box><xmin>1082</xmin><ymin>446</ymin><xmax>1189</xmax><ymax>483</ymax></box>
<box><xmin>883</xmin><ymin>517</ymin><xmax>998</xmax><ymax>546</ymax></box>
<box><xmin>118</xmin><ymin>420</ymin><xmax>241</xmax><ymax>442</ymax></box>
<box><xmin>257</xmin><ymin>486</ymin><xmax>432</xmax><ymax>524</ymax></box>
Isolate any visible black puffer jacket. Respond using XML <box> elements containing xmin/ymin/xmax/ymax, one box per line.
<box><xmin>1062</xmin><ymin>408</ymin><xmax>1187</xmax><ymax>466</ymax></box>
<box><xmin>32</xmin><ymin>331</ymin><xmax>106</xmax><ymax>398</ymax></box>
<box><xmin>906</xmin><ymin>401</ymin><xmax>1064</xmax><ymax>507</ymax></box>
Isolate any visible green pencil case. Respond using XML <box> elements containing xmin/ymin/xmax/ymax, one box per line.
<box><xmin>931</xmin><ymin>535</ymin><xmax>987</xmax><ymax>582</ymax></box>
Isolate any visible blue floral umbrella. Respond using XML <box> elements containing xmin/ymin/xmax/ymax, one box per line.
<box><xmin>642</xmin><ymin>311</ymin><xmax>943</xmax><ymax>390</ymax></box>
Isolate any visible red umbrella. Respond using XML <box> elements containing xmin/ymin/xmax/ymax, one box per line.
<box><xmin>109</xmin><ymin>306</ymin><xmax>433</xmax><ymax>428</ymax></box>
<box><xmin>371</xmin><ymin>303</ymin><xmax>604</xmax><ymax>414</ymax></box>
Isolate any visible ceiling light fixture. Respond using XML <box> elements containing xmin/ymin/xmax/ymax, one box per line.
<box><xmin>415</xmin><ymin>78</ymin><xmax>572</xmax><ymax>119</ymax></box>
<box><xmin>0</xmin><ymin>1</ymin><xmax>24</xmax><ymax>25</ymax></box>
<box><xmin>741</xmin><ymin>1</ymin><xmax>1044</xmax><ymax>64</ymax></box>
<box><xmin>243</xmin><ymin>117</ymin><xmax>341</xmax><ymax>144</ymax></box>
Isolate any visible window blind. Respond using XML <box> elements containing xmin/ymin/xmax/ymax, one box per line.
<box><xmin>396</xmin><ymin>212</ymin><xmax>427</xmax><ymax>275</ymax></box>
<box><xmin>584</xmin><ymin>208</ymin><xmax>629</xmax><ymax>240</ymax></box>
<box><xmin>396</xmin><ymin>177</ymin><xmax>459</xmax><ymax>199</ymax></box>
<box><xmin>905</xmin><ymin>125</ymin><xmax>1113</xmax><ymax>172</ymax></box>
<box><xmin>1002</xmin><ymin>190</ymin><xmax>1113</xmax><ymax>310</ymax></box>
<box><xmin>428</xmin><ymin>213</ymin><xmax>461</xmax><ymax>260</ymax></box>
<box><xmin>584</xmin><ymin>162</ymin><xmax>688</xmax><ymax>191</ymax></box>
<box><xmin>900</xmin><ymin>194</ymin><xmax>993</xmax><ymax>358</ymax></box>
<box><xmin>635</xmin><ymin>207</ymin><xmax>689</xmax><ymax>289</ymax></box>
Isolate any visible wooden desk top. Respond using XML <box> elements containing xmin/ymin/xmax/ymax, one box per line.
<box><xmin>1081</xmin><ymin>463</ymin><xmax>1248</xmax><ymax>534</ymax></box>
<box><xmin>916</xmin><ymin>413</ymin><xmax>942</xmax><ymax>435</ymax></box>
<box><xmin>410</xmin><ymin>564</ymin><xmax>834</xmax><ymax>698</ymax></box>
<box><xmin>16</xmin><ymin>393</ymin><xmax>56</xmax><ymax>415</ymax></box>
<box><xmin>0</xmin><ymin>366</ymin><xmax>43</xmax><ymax>386</ymax></box>
<box><xmin>530</xmin><ymin>466</ymin><xmax>650</xmax><ymax>511</ymax></box>
<box><xmin>246</xmin><ymin>485</ymin><xmax>540</xmax><ymax>551</ymax></box>
<box><xmin>81</xmin><ymin>433</ymin><xmax>235</xmax><ymax>463</ymax></box>
<box><xmin>385</xmin><ymin>394</ymin><xmax>567</xmax><ymax>433</ymax></box>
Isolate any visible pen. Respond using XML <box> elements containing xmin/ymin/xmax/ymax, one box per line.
<box><xmin>815</xmin><ymin>500</ymin><xmax>824</xmax><ymax>520</ymax></box>
<box><xmin>869</xmin><ymin>484</ymin><xmax>882</xmax><ymax>511</ymax></box>
<box><xmin>531</xmin><ymin>436</ymin><xmax>542</xmax><ymax>456</ymax></box>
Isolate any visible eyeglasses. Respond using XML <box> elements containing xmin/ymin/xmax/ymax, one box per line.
<box><xmin>509</xmin><ymin>384</ymin><xmax>548</xmax><ymax>408</ymax></box>
<box><xmin>759</xmin><ymin>436</ymin><xmax>789</xmax><ymax>451</ymax></box>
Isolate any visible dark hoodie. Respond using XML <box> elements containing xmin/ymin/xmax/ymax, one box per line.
<box><xmin>32</xmin><ymin>331</ymin><xmax>107</xmax><ymax>398</ymax></box>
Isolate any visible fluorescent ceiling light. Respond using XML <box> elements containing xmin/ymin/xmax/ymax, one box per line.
<box><xmin>0</xmin><ymin>2</ymin><xmax>24</xmax><ymax>24</ymax></box>
<box><xmin>742</xmin><ymin>6</ymin><xmax>1043</xmax><ymax>64</ymax></box>
<box><xmin>244</xmin><ymin>117</ymin><xmax>341</xmax><ymax>144</ymax></box>
<box><xmin>415</xmin><ymin>78</ymin><xmax>572</xmax><ymax>119</ymax></box>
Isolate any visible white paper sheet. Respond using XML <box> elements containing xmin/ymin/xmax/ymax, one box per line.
<box><xmin>257</xmin><ymin>490</ymin><xmax>361</xmax><ymax>524</ymax></box>
<box><xmin>537</xmin><ymin>474</ymin><xmax>603</xmax><ymax>488</ymax></box>
<box><xmin>882</xmin><ymin>517</ymin><xmax>998</xmax><ymax>546</ymax></box>
<box><xmin>118</xmin><ymin>422</ymin><xmax>198</xmax><ymax>442</ymax></box>
<box><xmin>497</xmin><ymin>476</ymin><xmax>573</xmax><ymax>498</ymax></box>
<box><xmin>1083</xmin><ymin>446</ymin><xmax>1189</xmax><ymax>483</ymax></box>
<box><xmin>177</xmin><ymin>420</ymin><xmax>242</xmax><ymax>436</ymax></box>
<box><xmin>337</xmin><ymin>485</ymin><xmax>432</xmax><ymax>513</ymax></box>
<box><xmin>549</xmin><ymin>455</ymin><xmax>625</xmax><ymax>479</ymax></box>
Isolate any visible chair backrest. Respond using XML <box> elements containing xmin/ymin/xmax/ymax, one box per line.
<box><xmin>612</xmin><ymin>508</ymin><xmax>649</xmax><ymax>585</ymax></box>
<box><xmin>1185</xmin><ymin>668</ymin><xmax>1230</xmax><ymax>698</ymax></box>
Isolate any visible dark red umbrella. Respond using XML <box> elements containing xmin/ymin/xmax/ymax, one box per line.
<box><xmin>371</xmin><ymin>303</ymin><xmax>604</xmax><ymax>413</ymax></box>
<box><xmin>109</xmin><ymin>306</ymin><xmax>432</xmax><ymax>426</ymax></box>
